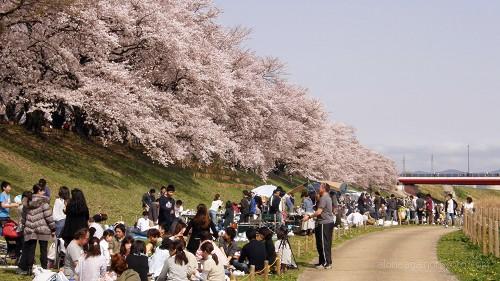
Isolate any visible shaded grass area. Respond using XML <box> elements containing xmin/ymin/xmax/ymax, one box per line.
<box><xmin>0</xmin><ymin>125</ymin><xmax>298</xmax><ymax>224</ymax></box>
<box><xmin>437</xmin><ymin>230</ymin><xmax>500</xmax><ymax>281</ymax></box>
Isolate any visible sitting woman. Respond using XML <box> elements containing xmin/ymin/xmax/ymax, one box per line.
<box><xmin>148</xmin><ymin>237</ymin><xmax>171</xmax><ymax>279</ymax></box>
<box><xmin>196</xmin><ymin>231</ymin><xmax>228</xmax><ymax>266</ymax></box>
<box><xmin>199</xmin><ymin>242</ymin><xmax>225</xmax><ymax>281</ymax></box>
<box><xmin>157</xmin><ymin>239</ymin><xmax>191</xmax><ymax>281</ymax></box>
<box><xmin>76</xmin><ymin>237</ymin><xmax>107</xmax><ymax>281</ymax></box>
<box><xmin>126</xmin><ymin>240</ymin><xmax>149</xmax><ymax>281</ymax></box>
<box><xmin>120</xmin><ymin>236</ymin><xmax>134</xmax><ymax>259</ymax></box>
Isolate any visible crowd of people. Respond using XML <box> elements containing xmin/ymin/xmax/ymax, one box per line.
<box><xmin>0</xmin><ymin>179</ymin><xmax>476</xmax><ymax>280</ymax></box>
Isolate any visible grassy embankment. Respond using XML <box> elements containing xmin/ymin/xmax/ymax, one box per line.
<box><xmin>438</xmin><ymin>231</ymin><xmax>500</xmax><ymax>281</ymax></box>
<box><xmin>0</xmin><ymin>125</ymin><xmax>300</xmax><ymax>224</ymax></box>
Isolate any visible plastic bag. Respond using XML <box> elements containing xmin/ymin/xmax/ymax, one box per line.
<box><xmin>47</xmin><ymin>241</ymin><xmax>56</xmax><ymax>260</ymax></box>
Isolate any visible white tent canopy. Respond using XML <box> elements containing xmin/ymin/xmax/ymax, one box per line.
<box><xmin>251</xmin><ymin>185</ymin><xmax>277</xmax><ymax>198</ymax></box>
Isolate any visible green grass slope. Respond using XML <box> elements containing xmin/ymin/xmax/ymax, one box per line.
<box><xmin>0</xmin><ymin>125</ymin><xmax>299</xmax><ymax>224</ymax></box>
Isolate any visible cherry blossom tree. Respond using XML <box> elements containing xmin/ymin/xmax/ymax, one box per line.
<box><xmin>0</xmin><ymin>0</ymin><xmax>397</xmax><ymax>188</ymax></box>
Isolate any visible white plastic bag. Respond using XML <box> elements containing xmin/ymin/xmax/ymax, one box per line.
<box><xmin>47</xmin><ymin>241</ymin><xmax>56</xmax><ymax>260</ymax></box>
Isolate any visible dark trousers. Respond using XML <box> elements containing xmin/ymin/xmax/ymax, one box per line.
<box><xmin>18</xmin><ymin>239</ymin><xmax>48</xmax><ymax>270</ymax></box>
<box><xmin>417</xmin><ymin>210</ymin><xmax>424</xmax><ymax>224</ymax></box>
<box><xmin>315</xmin><ymin>222</ymin><xmax>334</xmax><ymax>266</ymax></box>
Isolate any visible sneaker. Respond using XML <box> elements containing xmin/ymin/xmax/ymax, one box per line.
<box><xmin>315</xmin><ymin>264</ymin><xmax>325</xmax><ymax>270</ymax></box>
<box><xmin>445</xmin><ymin>225</ymin><xmax>448</xmax><ymax>228</ymax></box>
<box><xmin>324</xmin><ymin>264</ymin><xmax>333</xmax><ymax>270</ymax></box>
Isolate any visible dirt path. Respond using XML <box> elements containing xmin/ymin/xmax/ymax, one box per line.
<box><xmin>298</xmin><ymin>226</ymin><xmax>458</xmax><ymax>281</ymax></box>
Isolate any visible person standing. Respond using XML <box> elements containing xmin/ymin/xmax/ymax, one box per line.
<box><xmin>53</xmin><ymin>186</ymin><xmax>70</xmax><ymax>237</ymax></box>
<box><xmin>61</xmin><ymin>188</ymin><xmax>90</xmax><ymax>247</ymax></box>
<box><xmin>239</xmin><ymin>191</ymin><xmax>251</xmax><ymax>223</ymax></box>
<box><xmin>142</xmin><ymin>188</ymin><xmax>156</xmax><ymax>222</ymax></box>
<box><xmin>301</xmin><ymin>191</ymin><xmax>315</xmax><ymax>235</ymax></box>
<box><xmin>17</xmin><ymin>184</ymin><xmax>55</xmax><ymax>274</ymax></box>
<box><xmin>209</xmin><ymin>194</ymin><xmax>223</xmax><ymax>228</ymax></box>
<box><xmin>444</xmin><ymin>194</ymin><xmax>458</xmax><ymax>228</ymax></box>
<box><xmin>183</xmin><ymin>204</ymin><xmax>218</xmax><ymax>253</ymax></box>
<box><xmin>415</xmin><ymin>194</ymin><xmax>425</xmax><ymax>224</ymax></box>
<box><xmin>373</xmin><ymin>192</ymin><xmax>382</xmax><ymax>220</ymax></box>
<box><xmin>303</xmin><ymin>183</ymin><xmax>334</xmax><ymax>269</ymax></box>
<box><xmin>158</xmin><ymin>185</ymin><xmax>176</xmax><ymax>230</ymax></box>
<box><xmin>0</xmin><ymin>181</ymin><xmax>20</xmax><ymax>232</ymax></box>
<box><xmin>38</xmin><ymin>179</ymin><xmax>51</xmax><ymax>199</ymax></box>
<box><xmin>463</xmin><ymin>196</ymin><xmax>474</xmax><ymax>214</ymax></box>
<box><xmin>425</xmin><ymin>194</ymin><xmax>434</xmax><ymax>224</ymax></box>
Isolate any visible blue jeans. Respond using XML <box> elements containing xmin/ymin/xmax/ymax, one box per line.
<box><xmin>446</xmin><ymin>213</ymin><xmax>455</xmax><ymax>226</ymax></box>
<box><xmin>209</xmin><ymin>210</ymin><xmax>218</xmax><ymax>228</ymax></box>
<box><xmin>55</xmin><ymin>219</ymin><xmax>65</xmax><ymax>238</ymax></box>
<box><xmin>232</xmin><ymin>260</ymin><xmax>249</xmax><ymax>273</ymax></box>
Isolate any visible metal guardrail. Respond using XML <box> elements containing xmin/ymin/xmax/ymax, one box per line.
<box><xmin>399</xmin><ymin>173</ymin><xmax>500</xmax><ymax>177</ymax></box>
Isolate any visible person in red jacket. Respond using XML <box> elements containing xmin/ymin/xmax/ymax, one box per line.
<box><xmin>425</xmin><ymin>194</ymin><xmax>434</xmax><ymax>224</ymax></box>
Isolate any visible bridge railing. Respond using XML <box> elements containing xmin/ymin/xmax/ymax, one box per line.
<box><xmin>463</xmin><ymin>207</ymin><xmax>500</xmax><ymax>258</ymax></box>
<box><xmin>399</xmin><ymin>172</ymin><xmax>500</xmax><ymax>177</ymax></box>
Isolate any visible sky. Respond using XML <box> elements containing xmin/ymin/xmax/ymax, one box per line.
<box><xmin>214</xmin><ymin>0</ymin><xmax>500</xmax><ymax>173</ymax></box>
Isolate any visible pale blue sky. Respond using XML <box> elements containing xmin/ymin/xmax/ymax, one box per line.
<box><xmin>214</xmin><ymin>0</ymin><xmax>500</xmax><ymax>172</ymax></box>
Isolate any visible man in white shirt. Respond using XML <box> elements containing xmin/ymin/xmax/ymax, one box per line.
<box><xmin>444</xmin><ymin>194</ymin><xmax>457</xmax><ymax>228</ymax></box>
<box><xmin>137</xmin><ymin>210</ymin><xmax>152</xmax><ymax>232</ymax></box>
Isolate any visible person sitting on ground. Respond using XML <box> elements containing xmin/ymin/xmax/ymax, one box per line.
<box><xmin>76</xmin><ymin>237</ymin><xmax>107</xmax><ymax>281</ymax></box>
<box><xmin>157</xmin><ymin>239</ymin><xmax>191</xmax><ymax>281</ymax></box>
<box><xmin>199</xmin><ymin>242</ymin><xmax>225</xmax><ymax>281</ymax></box>
<box><xmin>148</xmin><ymin>237</ymin><xmax>172</xmax><ymax>279</ymax></box>
<box><xmin>120</xmin><ymin>236</ymin><xmax>134</xmax><ymax>258</ymax></box>
<box><xmin>89</xmin><ymin>213</ymin><xmax>107</xmax><ymax>239</ymax></box>
<box><xmin>170</xmin><ymin>220</ymin><xmax>187</xmax><ymax>242</ymax></box>
<box><xmin>111</xmin><ymin>223</ymin><xmax>127</xmax><ymax>255</ymax></box>
<box><xmin>135</xmin><ymin>211</ymin><xmax>153</xmax><ymax>235</ymax></box>
<box><xmin>64</xmin><ymin>228</ymin><xmax>90</xmax><ymax>279</ymax></box>
<box><xmin>234</xmin><ymin>228</ymin><xmax>267</xmax><ymax>273</ymax></box>
<box><xmin>257</xmin><ymin>227</ymin><xmax>276</xmax><ymax>266</ymax></box>
<box><xmin>126</xmin><ymin>240</ymin><xmax>149</xmax><ymax>281</ymax></box>
<box><xmin>174</xmin><ymin>200</ymin><xmax>184</xmax><ymax>218</ymax></box>
<box><xmin>219</xmin><ymin>227</ymin><xmax>239</xmax><ymax>265</ymax></box>
<box><xmin>146</xmin><ymin>228</ymin><xmax>162</xmax><ymax>256</ymax></box>
<box><xmin>196</xmin><ymin>231</ymin><xmax>228</xmax><ymax>266</ymax></box>
<box><xmin>111</xmin><ymin>254</ymin><xmax>141</xmax><ymax>281</ymax></box>
<box><xmin>100</xmin><ymin>229</ymin><xmax>114</xmax><ymax>266</ymax></box>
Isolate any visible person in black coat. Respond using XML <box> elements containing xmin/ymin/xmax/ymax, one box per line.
<box><xmin>126</xmin><ymin>240</ymin><xmax>149</xmax><ymax>281</ymax></box>
<box><xmin>158</xmin><ymin>185</ymin><xmax>176</xmax><ymax>230</ymax></box>
<box><xmin>258</xmin><ymin>227</ymin><xmax>276</xmax><ymax>265</ymax></box>
<box><xmin>223</xmin><ymin>200</ymin><xmax>234</xmax><ymax>228</ymax></box>
<box><xmin>61</xmin><ymin>189</ymin><xmax>89</xmax><ymax>247</ymax></box>
<box><xmin>183</xmin><ymin>204</ymin><xmax>218</xmax><ymax>253</ymax></box>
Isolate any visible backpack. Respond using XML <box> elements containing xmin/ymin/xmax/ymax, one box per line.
<box><xmin>2</xmin><ymin>219</ymin><xmax>19</xmax><ymax>238</ymax></box>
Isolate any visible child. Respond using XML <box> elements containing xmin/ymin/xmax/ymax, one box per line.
<box><xmin>199</xmin><ymin>242</ymin><xmax>225</xmax><ymax>281</ymax></box>
<box><xmin>146</xmin><ymin>228</ymin><xmax>161</xmax><ymax>256</ymax></box>
<box><xmin>100</xmin><ymin>229</ymin><xmax>114</xmax><ymax>267</ymax></box>
<box><xmin>174</xmin><ymin>200</ymin><xmax>183</xmax><ymax>218</ymax></box>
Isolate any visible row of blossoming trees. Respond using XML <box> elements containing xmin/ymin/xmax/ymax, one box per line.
<box><xmin>0</xmin><ymin>0</ymin><xmax>397</xmax><ymax>188</ymax></box>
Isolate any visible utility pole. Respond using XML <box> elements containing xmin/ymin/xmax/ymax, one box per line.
<box><xmin>467</xmin><ymin>144</ymin><xmax>470</xmax><ymax>175</ymax></box>
<box><xmin>402</xmin><ymin>155</ymin><xmax>406</xmax><ymax>175</ymax></box>
<box><xmin>431</xmin><ymin>153</ymin><xmax>434</xmax><ymax>175</ymax></box>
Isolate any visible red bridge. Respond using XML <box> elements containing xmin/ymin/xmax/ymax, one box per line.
<box><xmin>398</xmin><ymin>176</ymin><xmax>500</xmax><ymax>185</ymax></box>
